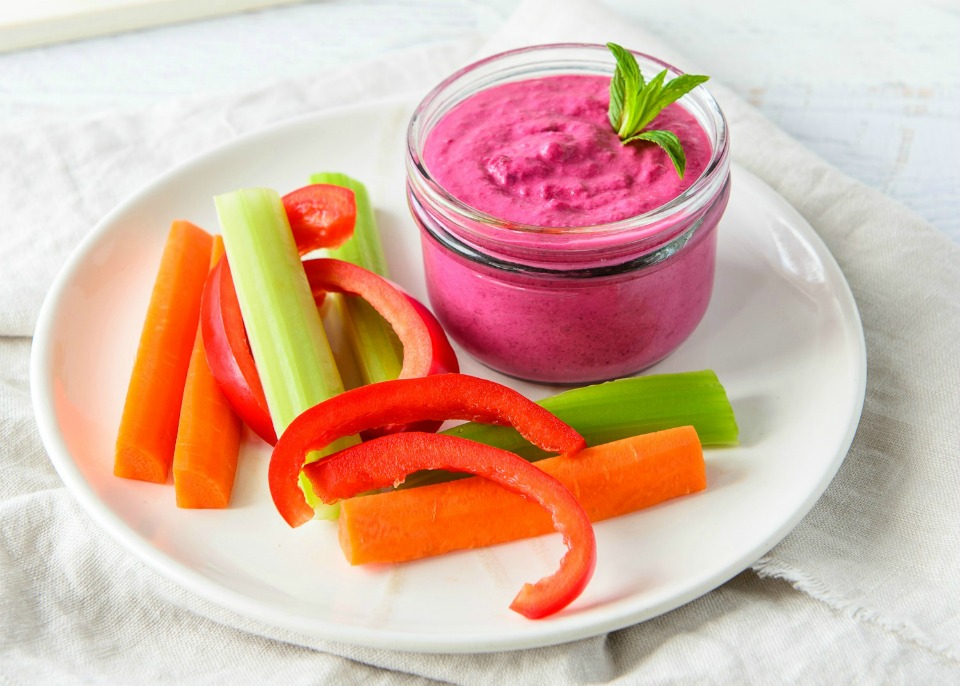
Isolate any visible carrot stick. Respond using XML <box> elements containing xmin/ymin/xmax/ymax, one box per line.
<box><xmin>114</xmin><ymin>220</ymin><xmax>213</xmax><ymax>483</ymax></box>
<box><xmin>337</xmin><ymin>426</ymin><xmax>705</xmax><ymax>565</ymax></box>
<box><xmin>173</xmin><ymin>237</ymin><xmax>243</xmax><ymax>508</ymax></box>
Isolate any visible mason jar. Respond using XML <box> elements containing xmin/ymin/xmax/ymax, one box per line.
<box><xmin>406</xmin><ymin>43</ymin><xmax>730</xmax><ymax>384</ymax></box>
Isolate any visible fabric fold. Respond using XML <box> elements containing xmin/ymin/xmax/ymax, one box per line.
<box><xmin>0</xmin><ymin>39</ymin><xmax>482</xmax><ymax>339</ymax></box>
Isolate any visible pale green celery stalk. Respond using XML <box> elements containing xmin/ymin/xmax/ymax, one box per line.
<box><xmin>311</xmin><ymin>172</ymin><xmax>388</xmax><ymax>274</ymax></box>
<box><xmin>310</xmin><ymin>172</ymin><xmax>403</xmax><ymax>385</ymax></box>
<box><xmin>400</xmin><ymin>370</ymin><xmax>739</xmax><ymax>489</ymax></box>
<box><xmin>215</xmin><ymin>188</ymin><xmax>358</xmax><ymax>519</ymax></box>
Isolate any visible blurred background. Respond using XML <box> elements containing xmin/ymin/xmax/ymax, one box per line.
<box><xmin>1</xmin><ymin>0</ymin><xmax>957</xmax><ymax>241</ymax></box>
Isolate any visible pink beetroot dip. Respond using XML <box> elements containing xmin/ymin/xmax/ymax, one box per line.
<box><xmin>422</xmin><ymin>75</ymin><xmax>711</xmax><ymax>227</ymax></box>
<box><xmin>412</xmin><ymin>72</ymin><xmax>727</xmax><ymax>383</ymax></box>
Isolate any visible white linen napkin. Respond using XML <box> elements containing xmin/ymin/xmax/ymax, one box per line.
<box><xmin>483</xmin><ymin>0</ymin><xmax>960</xmax><ymax>665</ymax></box>
<box><xmin>3</xmin><ymin>0</ymin><xmax>959</xmax><ymax>683</ymax></box>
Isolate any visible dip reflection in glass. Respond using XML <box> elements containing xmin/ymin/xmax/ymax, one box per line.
<box><xmin>406</xmin><ymin>44</ymin><xmax>730</xmax><ymax>383</ymax></box>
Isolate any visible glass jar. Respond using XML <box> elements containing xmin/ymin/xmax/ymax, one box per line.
<box><xmin>406</xmin><ymin>43</ymin><xmax>730</xmax><ymax>384</ymax></box>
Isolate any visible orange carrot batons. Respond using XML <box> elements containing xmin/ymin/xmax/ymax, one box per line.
<box><xmin>114</xmin><ymin>220</ymin><xmax>213</xmax><ymax>483</ymax></box>
<box><xmin>337</xmin><ymin>426</ymin><xmax>705</xmax><ymax>565</ymax></box>
<box><xmin>173</xmin><ymin>237</ymin><xmax>243</xmax><ymax>508</ymax></box>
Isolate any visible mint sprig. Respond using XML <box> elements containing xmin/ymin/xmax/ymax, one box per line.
<box><xmin>606</xmin><ymin>42</ymin><xmax>709</xmax><ymax>178</ymax></box>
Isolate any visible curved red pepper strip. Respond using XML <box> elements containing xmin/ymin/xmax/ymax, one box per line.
<box><xmin>201</xmin><ymin>256</ymin><xmax>459</xmax><ymax>445</ymax></box>
<box><xmin>200</xmin><ymin>256</ymin><xmax>277</xmax><ymax>445</ymax></box>
<box><xmin>270</xmin><ymin>374</ymin><xmax>587</xmax><ymax>528</ymax></box>
<box><xmin>302</xmin><ymin>260</ymin><xmax>460</xmax><ymax>439</ymax></box>
<box><xmin>301</xmin><ymin>259</ymin><xmax>434</xmax><ymax>380</ymax></box>
<box><xmin>307</xmin><ymin>432</ymin><xmax>596</xmax><ymax>619</ymax></box>
<box><xmin>203</xmin><ymin>184</ymin><xmax>457</xmax><ymax>444</ymax></box>
<box><xmin>390</xmin><ymin>282</ymin><xmax>459</xmax><ymax>378</ymax></box>
<box><xmin>359</xmin><ymin>290</ymin><xmax>459</xmax><ymax>438</ymax></box>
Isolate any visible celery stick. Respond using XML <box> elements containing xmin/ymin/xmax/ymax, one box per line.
<box><xmin>311</xmin><ymin>172</ymin><xmax>389</xmax><ymax>275</ymax></box>
<box><xmin>310</xmin><ymin>172</ymin><xmax>403</xmax><ymax>384</ymax></box>
<box><xmin>216</xmin><ymin>188</ymin><xmax>358</xmax><ymax>518</ymax></box>
<box><xmin>400</xmin><ymin>370</ymin><xmax>738</xmax><ymax>489</ymax></box>
<box><xmin>450</xmin><ymin>369</ymin><xmax>739</xmax><ymax>453</ymax></box>
<box><xmin>317</xmin><ymin>296</ymin><xmax>364</xmax><ymax>391</ymax></box>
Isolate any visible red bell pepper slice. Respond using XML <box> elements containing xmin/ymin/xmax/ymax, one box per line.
<box><xmin>390</xmin><ymin>282</ymin><xmax>459</xmax><ymax>378</ymax></box>
<box><xmin>201</xmin><ymin>257</ymin><xmax>459</xmax><ymax>445</ymax></box>
<box><xmin>200</xmin><ymin>256</ymin><xmax>277</xmax><ymax>445</ymax></box>
<box><xmin>358</xmin><ymin>285</ymin><xmax>459</xmax><ymax>438</ymax></box>
<box><xmin>269</xmin><ymin>373</ymin><xmax>587</xmax><ymax>528</ymax></box>
<box><xmin>199</xmin><ymin>182</ymin><xmax>354</xmax><ymax>444</ymax></box>
<box><xmin>307</xmin><ymin>431</ymin><xmax>596</xmax><ymax>619</ymax></box>
<box><xmin>282</xmin><ymin>184</ymin><xmax>357</xmax><ymax>255</ymax></box>
<box><xmin>303</xmin><ymin>259</ymin><xmax>460</xmax><ymax>439</ymax></box>
<box><xmin>301</xmin><ymin>259</ymin><xmax>435</xmax><ymax>380</ymax></box>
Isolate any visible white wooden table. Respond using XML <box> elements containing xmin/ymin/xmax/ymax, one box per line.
<box><xmin>1</xmin><ymin>0</ymin><xmax>956</xmax><ymax>242</ymax></box>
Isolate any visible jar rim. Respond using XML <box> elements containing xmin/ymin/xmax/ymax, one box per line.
<box><xmin>410</xmin><ymin>179</ymin><xmax>729</xmax><ymax>279</ymax></box>
<box><xmin>406</xmin><ymin>42</ymin><xmax>730</xmax><ymax>239</ymax></box>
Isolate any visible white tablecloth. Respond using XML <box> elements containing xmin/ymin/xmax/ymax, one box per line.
<box><xmin>3</xmin><ymin>0</ymin><xmax>956</xmax><ymax>244</ymax></box>
<box><xmin>2</xmin><ymin>0</ymin><xmax>959</xmax><ymax>682</ymax></box>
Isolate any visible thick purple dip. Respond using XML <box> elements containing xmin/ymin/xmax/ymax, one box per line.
<box><xmin>409</xmin><ymin>69</ymin><xmax>728</xmax><ymax>383</ymax></box>
<box><xmin>422</xmin><ymin>75</ymin><xmax>711</xmax><ymax>227</ymax></box>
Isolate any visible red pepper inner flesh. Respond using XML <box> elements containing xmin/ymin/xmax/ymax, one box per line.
<box><xmin>307</xmin><ymin>431</ymin><xmax>596</xmax><ymax>619</ymax></box>
<box><xmin>282</xmin><ymin>184</ymin><xmax>357</xmax><ymax>255</ymax></box>
<box><xmin>269</xmin><ymin>374</ymin><xmax>587</xmax><ymax>528</ymax></box>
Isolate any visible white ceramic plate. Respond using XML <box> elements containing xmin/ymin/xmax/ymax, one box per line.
<box><xmin>30</xmin><ymin>98</ymin><xmax>866</xmax><ymax>653</ymax></box>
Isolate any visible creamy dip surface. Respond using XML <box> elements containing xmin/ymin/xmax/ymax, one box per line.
<box><xmin>422</xmin><ymin>74</ymin><xmax>712</xmax><ymax>228</ymax></box>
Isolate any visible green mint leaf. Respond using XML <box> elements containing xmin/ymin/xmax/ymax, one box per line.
<box><xmin>606</xmin><ymin>42</ymin><xmax>642</xmax><ymax>136</ymax></box>
<box><xmin>650</xmin><ymin>73</ymin><xmax>711</xmax><ymax>117</ymax></box>
<box><xmin>633</xmin><ymin>69</ymin><xmax>668</xmax><ymax>133</ymax></box>
<box><xmin>608</xmin><ymin>67</ymin><xmax>625</xmax><ymax>131</ymax></box>
<box><xmin>624</xmin><ymin>129</ymin><xmax>687</xmax><ymax>178</ymax></box>
<box><xmin>606</xmin><ymin>42</ymin><xmax>709</xmax><ymax>178</ymax></box>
